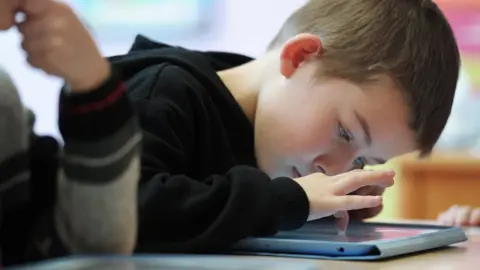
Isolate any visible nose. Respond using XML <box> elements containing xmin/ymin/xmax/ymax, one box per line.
<box><xmin>313</xmin><ymin>149</ymin><xmax>356</xmax><ymax>176</ymax></box>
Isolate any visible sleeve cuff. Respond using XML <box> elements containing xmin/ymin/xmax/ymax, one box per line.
<box><xmin>58</xmin><ymin>68</ymin><xmax>134</xmax><ymax>142</ymax></box>
<box><xmin>270</xmin><ymin>177</ymin><xmax>309</xmax><ymax>230</ymax></box>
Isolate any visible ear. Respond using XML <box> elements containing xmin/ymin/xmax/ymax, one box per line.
<box><xmin>279</xmin><ymin>33</ymin><xmax>323</xmax><ymax>78</ymax></box>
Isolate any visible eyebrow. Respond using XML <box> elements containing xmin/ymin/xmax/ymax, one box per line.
<box><xmin>354</xmin><ymin>110</ymin><xmax>372</xmax><ymax>146</ymax></box>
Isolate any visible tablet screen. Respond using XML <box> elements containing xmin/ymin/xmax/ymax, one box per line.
<box><xmin>277</xmin><ymin>223</ymin><xmax>438</xmax><ymax>242</ymax></box>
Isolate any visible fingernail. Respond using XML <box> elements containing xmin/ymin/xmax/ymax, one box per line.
<box><xmin>383</xmin><ymin>170</ymin><xmax>395</xmax><ymax>176</ymax></box>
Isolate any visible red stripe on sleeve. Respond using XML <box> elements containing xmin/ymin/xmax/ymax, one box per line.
<box><xmin>60</xmin><ymin>83</ymin><xmax>126</xmax><ymax>115</ymax></box>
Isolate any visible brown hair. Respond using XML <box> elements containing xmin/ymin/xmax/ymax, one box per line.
<box><xmin>268</xmin><ymin>0</ymin><xmax>460</xmax><ymax>156</ymax></box>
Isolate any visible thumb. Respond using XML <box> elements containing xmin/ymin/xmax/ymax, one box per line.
<box><xmin>20</xmin><ymin>0</ymin><xmax>55</xmax><ymax>16</ymax></box>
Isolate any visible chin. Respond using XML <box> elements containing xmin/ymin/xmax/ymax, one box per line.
<box><xmin>255</xmin><ymin>154</ymin><xmax>289</xmax><ymax>179</ymax></box>
<box><xmin>265</xmin><ymin>168</ymin><xmax>292</xmax><ymax>179</ymax></box>
<box><xmin>257</xmin><ymin>164</ymin><xmax>278</xmax><ymax>178</ymax></box>
<box><xmin>264</xmin><ymin>170</ymin><xmax>280</xmax><ymax>179</ymax></box>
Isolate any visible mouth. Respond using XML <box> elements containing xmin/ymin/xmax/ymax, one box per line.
<box><xmin>316</xmin><ymin>165</ymin><xmax>326</xmax><ymax>174</ymax></box>
<box><xmin>292</xmin><ymin>167</ymin><xmax>301</xmax><ymax>178</ymax></box>
<box><xmin>293</xmin><ymin>166</ymin><xmax>326</xmax><ymax>178</ymax></box>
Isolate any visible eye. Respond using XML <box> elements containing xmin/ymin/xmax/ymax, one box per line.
<box><xmin>338</xmin><ymin>124</ymin><xmax>352</xmax><ymax>142</ymax></box>
<box><xmin>338</xmin><ymin>124</ymin><xmax>367</xmax><ymax>170</ymax></box>
<box><xmin>352</xmin><ymin>157</ymin><xmax>367</xmax><ymax>169</ymax></box>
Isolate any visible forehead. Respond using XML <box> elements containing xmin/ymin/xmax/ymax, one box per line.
<box><xmin>354</xmin><ymin>76</ymin><xmax>417</xmax><ymax>159</ymax></box>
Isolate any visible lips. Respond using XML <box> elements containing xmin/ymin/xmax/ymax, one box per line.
<box><xmin>293</xmin><ymin>166</ymin><xmax>326</xmax><ymax>178</ymax></box>
<box><xmin>316</xmin><ymin>165</ymin><xmax>326</xmax><ymax>174</ymax></box>
<box><xmin>293</xmin><ymin>167</ymin><xmax>301</xmax><ymax>178</ymax></box>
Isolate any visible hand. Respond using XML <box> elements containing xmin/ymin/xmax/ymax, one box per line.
<box><xmin>17</xmin><ymin>0</ymin><xmax>110</xmax><ymax>93</ymax></box>
<box><xmin>294</xmin><ymin>170</ymin><xmax>395</xmax><ymax>223</ymax></box>
<box><xmin>348</xmin><ymin>185</ymin><xmax>386</xmax><ymax>220</ymax></box>
<box><xmin>0</xmin><ymin>0</ymin><xmax>20</xmax><ymax>30</ymax></box>
<box><xmin>437</xmin><ymin>205</ymin><xmax>480</xmax><ymax>227</ymax></box>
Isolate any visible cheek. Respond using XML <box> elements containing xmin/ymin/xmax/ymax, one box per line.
<box><xmin>256</xmin><ymin>97</ymin><xmax>335</xmax><ymax>157</ymax></box>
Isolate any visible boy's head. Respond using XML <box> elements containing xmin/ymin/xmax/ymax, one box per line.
<box><xmin>252</xmin><ymin>0</ymin><xmax>460</xmax><ymax>178</ymax></box>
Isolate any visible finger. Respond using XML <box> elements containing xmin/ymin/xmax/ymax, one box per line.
<box><xmin>349</xmin><ymin>169</ymin><xmax>365</xmax><ymax>173</ymax></box>
<box><xmin>345</xmin><ymin>168</ymin><xmax>383</xmax><ymax>174</ymax></box>
<box><xmin>441</xmin><ymin>209</ymin><xmax>457</xmax><ymax>226</ymax></box>
<box><xmin>455</xmin><ymin>206</ymin><xmax>471</xmax><ymax>227</ymax></box>
<box><xmin>469</xmin><ymin>209</ymin><xmax>480</xmax><ymax>226</ymax></box>
<box><xmin>17</xmin><ymin>18</ymin><xmax>48</xmax><ymax>39</ymax></box>
<box><xmin>19</xmin><ymin>28</ymin><xmax>49</xmax><ymax>54</ymax></box>
<box><xmin>371</xmin><ymin>186</ymin><xmax>386</xmax><ymax>196</ymax></box>
<box><xmin>443</xmin><ymin>206</ymin><xmax>459</xmax><ymax>226</ymax></box>
<box><xmin>334</xmin><ymin>195</ymin><xmax>382</xmax><ymax>211</ymax></box>
<box><xmin>18</xmin><ymin>12</ymin><xmax>68</xmax><ymax>39</ymax></box>
<box><xmin>26</xmin><ymin>55</ymin><xmax>45</xmax><ymax>71</ymax></box>
<box><xmin>349</xmin><ymin>186</ymin><xmax>373</xmax><ymax>196</ymax></box>
<box><xmin>349</xmin><ymin>204</ymin><xmax>383</xmax><ymax>220</ymax></box>
<box><xmin>437</xmin><ymin>212</ymin><xmax>447</xmax><ymax>224</ymax></box>
<box><xmin>438</xmin><ymin>212</ymin><xmax>456</xmax><ymax>226</ymax></box>
<box><xmin>20</xmin><ymin>0</ymin><xmax>55</xmax><ymax>17</ymax></box>
<box><xmin>334</xmin><ymin>170</ymin><xmax>394</xmax><ymax>195</ymax></box>
<box><xmin>349</xmin><ymin>185</ymin><xmax>385</xmax><ymax>196</ymax></box>
<box><xmin>334</xmin><ymin>211</ymin><xmax>349</xmax><ymax>233</ymax></box>
<box><xmin>22</xmin><ymin>34</ymin><xmax>64</xmax><ymax>55</ymax></box>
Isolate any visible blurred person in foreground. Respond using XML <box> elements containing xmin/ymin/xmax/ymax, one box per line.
<box><xmin>0</xmin><ymin>0</ymin><xmax>141</xmax><ymax>266</ymax></box>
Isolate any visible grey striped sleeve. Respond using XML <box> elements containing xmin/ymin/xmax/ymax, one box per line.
<box><xmin>0</xmin><ymin>68</ymin><xmax>30</xmax><ymax>199</ymax></box>
<box><xmin>0</xmin><ymin>67</ymin><xmax>31</xmax><ymax>266</ymax></box>
<box><xmin>54</xmin><ymin>117</ymin><xmax>142</xmax><ymax>255</ymax></box>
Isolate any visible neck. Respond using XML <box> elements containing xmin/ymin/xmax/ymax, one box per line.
<box><xmin>218</xmin><ymin>50</ymin><xmax>279</xmax><ymax>123</ymax></box>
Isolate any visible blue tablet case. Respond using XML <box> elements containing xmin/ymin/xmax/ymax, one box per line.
<box><xmin>232</xmin><ymin>220</ymin><xmax>468</xmax><ymax>260</ymax></box>
<box><xmin>6</xmin><ymin>255</ymin><xmax>317</xmax><ymax>270</ymax></box>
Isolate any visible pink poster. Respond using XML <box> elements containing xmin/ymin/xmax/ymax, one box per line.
<box><xmin>437</xmin><ymin>1</ymin><xmax>480</xmax><ymax>92</ymax></box>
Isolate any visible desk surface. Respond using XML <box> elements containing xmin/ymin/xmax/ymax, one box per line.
<box><xmin>252</xmin><ymin>220</ymin><xmax>480</xmax><ymax>269</ymax></box>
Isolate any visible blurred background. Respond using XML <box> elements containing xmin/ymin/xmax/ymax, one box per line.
<box><xmin>0</xmin><ymin>0</ymin><xmax>478</xmax><ymax>221</ymax></box>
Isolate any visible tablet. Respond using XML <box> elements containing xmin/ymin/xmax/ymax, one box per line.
<box><xmin>6</xmin><ymin>255</ymin><xmax>317</xmax><ymax>270</ymax></box>
<box><xmin>232</xmin><ymin>220</ymin><xmax>468</xmax><ymax>260</ymax></box>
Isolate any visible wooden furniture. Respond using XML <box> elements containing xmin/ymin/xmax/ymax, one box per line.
<box><xmin>397</xmin><ymin>153</ymin><xmax>480</xmax><ymax>220</ymax></box>
<box><xmin>246</xmin><ymin>220</ymin><xmax>480</xmax><ymax>269</ymax></box>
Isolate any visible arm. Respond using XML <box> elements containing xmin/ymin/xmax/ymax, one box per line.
<box><xmin>128</xmin><ymin>65</ymin><xmax>309</xmax><ymax>253</ymax></box>
<box><xmin>55</xmin><ymin>68</ymin><xmax>141</xmax><ymax>254</ymax></box>
<box><xmin>15</xmin><ymin>0</ymin><xmax>141</xmax><ymax>256</ymax></box>
<box><xmin>0</xmin><ymin>66</ymin><xmax>31</xmax><ymax>266</ymax></box>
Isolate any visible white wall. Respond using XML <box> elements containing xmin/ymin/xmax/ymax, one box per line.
<box><xmin>0</xmin><ymin>0</ymin><xmax>307</xmax><ymax>137</ymax></box>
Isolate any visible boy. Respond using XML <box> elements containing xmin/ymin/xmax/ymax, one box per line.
<box><xmin>107</xmin><ymin>0</ymin><xmax>459</xmax><ymax>253</ymax></box>
<box><xmin>1</xmin><ymin>0</ymin><xmax>141</xmax><ymax>265</ymax></box>
<box><xmin>2</xmin><ymin>0</ymin><xmax>460</xmax><ymax>263</ymax></box>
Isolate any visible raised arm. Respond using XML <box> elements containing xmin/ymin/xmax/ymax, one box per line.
<box><xmin>17</xmin><ymin>0</ymin><xmax>141</xmax><ymax>255</ymax></box>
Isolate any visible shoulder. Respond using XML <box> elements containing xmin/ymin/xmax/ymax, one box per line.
<box><xmin>125</xmin><ymin>63</ymin><xmax>210</xmax><ymax>139</ymax></box>
<box><xmin>126</xmin><ymin>63</ymin><xmax>210</xmax><ymax>107</ymax></box>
